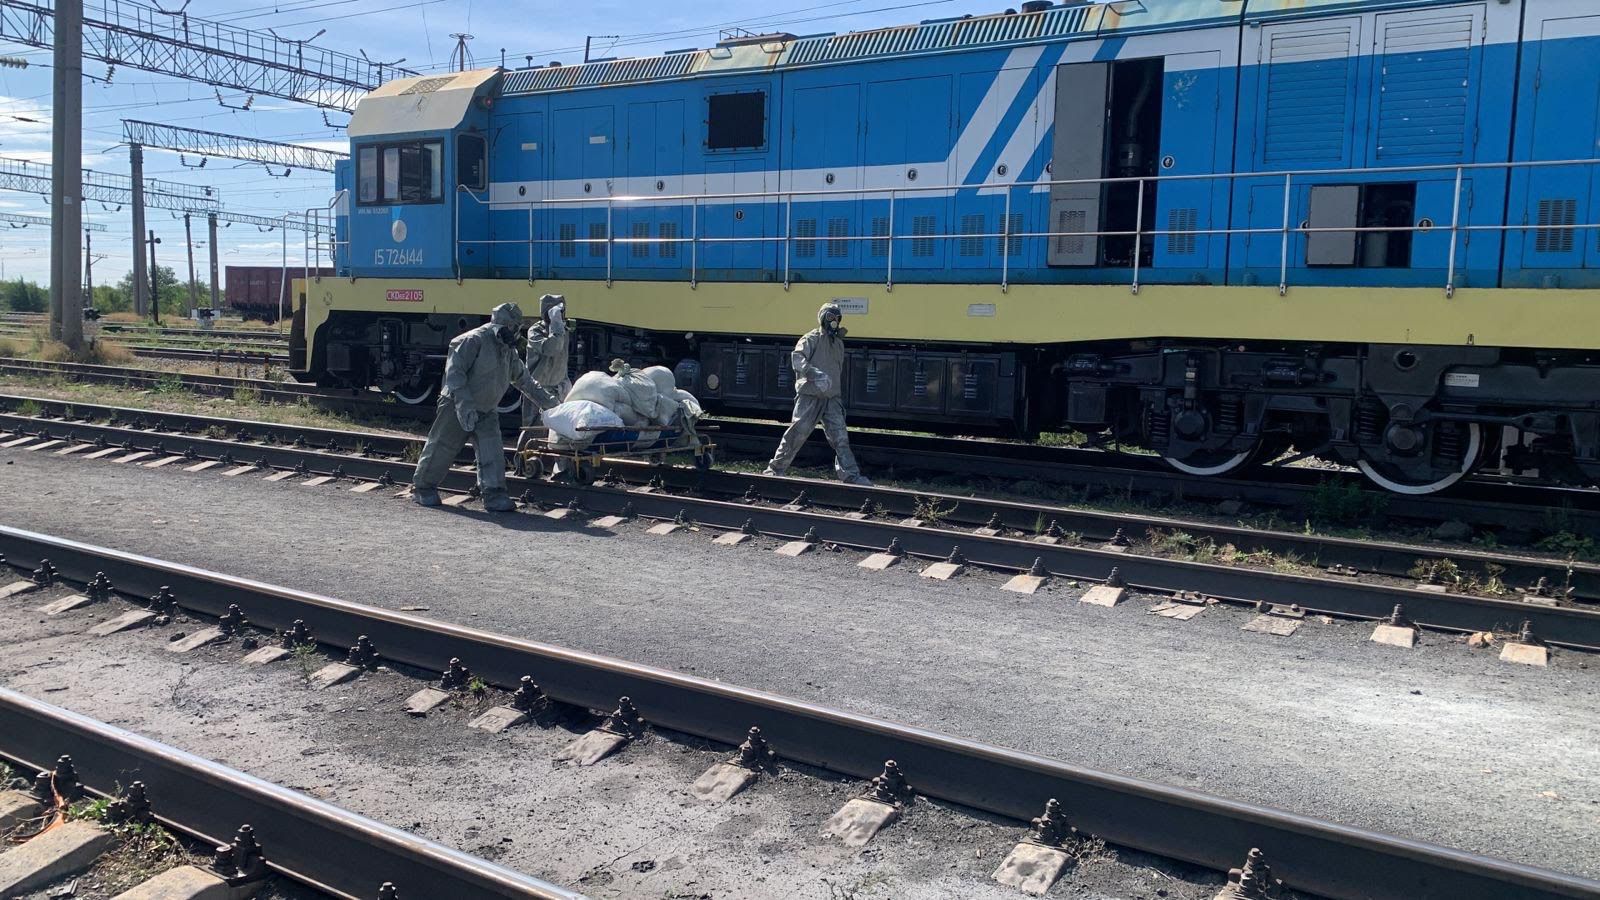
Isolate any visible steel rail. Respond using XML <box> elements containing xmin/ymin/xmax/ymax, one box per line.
<box><xmin>0</xmin><ymin>529</ymin><xmax>1596</xmax><ymax>900</ymax></box>
<box><xmin>4</xmin><ymin>407</ymin><xmax>1599</xmax><ymax>650</ymax></box>
<box><xmin>0</xmin><ymin>688</ymin><xmax>581</xmax><ymax>899</ymax></box>
<box><xmin>0</xmin><ymin>359</ymin><xmax>409</xmax><ymax>421</ymax></box>
<box><xmin>0</xmin><ymin>328</ymin><xmax>287</xmax><ymax>350</ymax></box>
<box><xmin>5</xmin><ymin>355</ymin><xmax>1596</xmax><ymax>536</ymax></box>
<box><xmin>4</xmin><ymin>392</ymin><xmax>1597</xmax><ymax>602</ymax></box>
<box><xmin>127</xmin><ymin>346</ymin><xmax>290</xmax><ymax>366</ymax></box>
<box><xmin>706</xmin><ymin>419</ymin><xmax>1600</xmax><ymax>531</ymax></box>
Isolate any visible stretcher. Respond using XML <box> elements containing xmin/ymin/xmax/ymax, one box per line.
<box><xmin>514</xmin><ymin>422</ymin><xmax>717</xmax><ymax>484</ymax></box>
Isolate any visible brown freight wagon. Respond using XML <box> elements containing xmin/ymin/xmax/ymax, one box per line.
<box><xmin>224</xmin><ymin>265</ymin><xmax>333</xmax><ymax>323</ymax></box>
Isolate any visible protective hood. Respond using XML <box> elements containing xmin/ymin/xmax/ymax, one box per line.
<box><xmin>538</xmin><ymin>293</ymin><xmax>566</xmax><ymax>319</ymax></box>
<box><xmin>491</xmin><ymin>302</ymin><xmax>524</xmax><ymax>331</ymax></box>
<box><xmin>818</xmin><ymin>302</ymin><xmax>845</xmax><ymax>337</ymax></box>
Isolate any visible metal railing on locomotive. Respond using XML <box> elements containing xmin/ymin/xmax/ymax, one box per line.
<box><xmin>453</xmin><ymin>156</ymin><xmax>1600</xmax><ymax>298</ymax></box>
<box><xmin>301</xmin><ymin>191</ymin><xmax>349</xmax><ymax>294</ymax></box>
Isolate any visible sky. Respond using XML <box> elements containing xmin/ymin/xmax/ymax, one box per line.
<box><xmin>0</xmin><ymin>0</ymin><xmax>981</xmax><ymax>289</ymax></box>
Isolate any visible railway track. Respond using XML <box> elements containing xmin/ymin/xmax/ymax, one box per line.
<box><xmin>3</xmin><ymin>530</ymin><xmax>1597</xmax><ymax>900</ymax></box>
<box><xmin>127</xmin><ymin>345</ymin><xmax>291</xmax><ymax>366</ymax></box>
<box><xmin>0</xmin><ymin>327</ymin><xmax>286</xmax><ymax>355</ymax></box>
<box><xmin>0</xmin><ymin>689</ymin><xmax>577</xmax><ymax>898</ymax></box>
<box><xmin>3</xmin><ymin>355</ymin><xmax>1597</xmax><ymax>535</ymax></box>
<box><xmin>3</xmin><ymin>397</ymin><xmax>1598</xmax><ymax>648</ymax></box>
<box><xmin>0</xmin><ymin>317</ymin><xmax>288</xmax><ymax>344</ymax></box>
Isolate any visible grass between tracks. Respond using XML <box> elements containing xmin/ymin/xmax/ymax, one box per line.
<box><xmin>0</xmin><ymin>370</ymin><xmax>423</xmax><ymax>438</ymax></box>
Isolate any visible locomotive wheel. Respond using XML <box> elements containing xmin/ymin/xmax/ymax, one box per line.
<box><xmin>1162</xmin><ymin>441</ymin><xmax>1259</xmax><ymax>477</ymax></box>
<box><xmin>391</xmin><ymin>377</ymin><xmax>438</xmax><ymax>406</ymax></box>
<box><xmin>1356</xmin><ymin>423</ymin><xmax>1484</xmax><ymax>495</ymax></box>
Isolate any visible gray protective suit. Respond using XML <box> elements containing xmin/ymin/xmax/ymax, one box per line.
<box><xmin>521</xmin><ymin>294</ymin><xmax>573</xmax><ymax>428</ymax></box>
<box><xmin>764</xmin><ymin>303</ymin><xmax>868</xmax><ymax>485</ymax></box>
<box><xmin>413</xmin><ymin>302</ymin><xmax>557</xmax><ymax>509</ymax></box>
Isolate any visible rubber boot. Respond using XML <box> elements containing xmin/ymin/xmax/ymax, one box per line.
<box><xmin>482</xmin><ymin>491</ymin><xmax>518</xmax><ymax>512</ymax></box>
<box><xmin>412</xmin><ymin>488</ymin><xmax>442</xmax><ymax>507</ymax></box>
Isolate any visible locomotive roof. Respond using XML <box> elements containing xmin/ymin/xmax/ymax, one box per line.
<box><xmin>482</xmin><ymin>0</ymin><xmax>1466</xmax><ymax>97</ymax></box>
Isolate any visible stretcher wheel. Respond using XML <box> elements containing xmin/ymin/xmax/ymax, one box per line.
<box><xmin>524</xmin><ymin>457</ymin><xmax>545</xmax><ymax>481</ymax></box>
<box><xmin>573</xmin><ymin>461</ymin><xmax>596</xmax><ymax>485</ymax></box>
<box><xmin>696</xmin><ymin>449</ymin><xmax>715</xmax><ymax>470</ymax></box>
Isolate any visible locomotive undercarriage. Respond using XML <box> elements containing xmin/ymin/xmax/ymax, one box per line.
<box><xmin>1063</xmin><ymin>342</ymin><xmax>1600</xmax><ymax>493</ymax></box>
<box><xmin>305</xmin><ymin>309</ymin><xmax>1600</xmax><ymax>494</ymax></box>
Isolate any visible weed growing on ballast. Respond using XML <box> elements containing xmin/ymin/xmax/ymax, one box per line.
<box><xmin>293</xmin><ymin>641</ymin><xmax>320</xmax><ymax>685</ymax></box>
<box><xmin>69</xmin><ymin>789</ymin><xmax>192</xmax><ymax>893</ymax></box>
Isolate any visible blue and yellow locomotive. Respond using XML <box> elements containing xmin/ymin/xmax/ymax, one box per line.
<box><xmin>291</xmin><ymin>0</ymin><xmax>1600</xmax><ymax>494</ymax></box>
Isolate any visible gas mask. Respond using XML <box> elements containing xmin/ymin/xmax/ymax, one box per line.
<box><xmin>822</xmin><ymin>311</ymin><xmax>843</xmax><ymax>336</ymax></box>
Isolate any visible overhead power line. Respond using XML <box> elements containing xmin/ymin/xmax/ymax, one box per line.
<box><xmin>0</xmin><ymin>211</ymin><xmax>108</xmax><ymax>231</ymax></box>
<box><xmin>123</xmin><ymin>119</ymin><xmax>346</xmax><ymax>173</ymax></box>
<box><xmin>0</xmin><ymin>0</ymin><xmax>416</xmax><ymax>112</ymax></box>
<box><xmin>0</xmin><ymin>156</ymin><xmax>220</xmax><ymax>211</ymax></box>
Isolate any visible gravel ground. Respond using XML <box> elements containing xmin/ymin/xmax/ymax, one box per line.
<box><xmin>2</xmin><ymin>582</ymin><xmax>1237</xmax><ymax>900</ymax></box>
<box><xmin>1</xmin><ymin>446</ymin><xmax>1598</xmax><ymax>886</ymax></box>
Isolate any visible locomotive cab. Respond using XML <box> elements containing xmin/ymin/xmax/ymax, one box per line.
<box><xmin>345</xmin><ymin>67</ymin><xmax>499</xmax><ymax>281</ymax></box>
<box><xmin>302</xmin><ymin>68</ymin><xmax>501</xmax><ymax>397</ymax></box>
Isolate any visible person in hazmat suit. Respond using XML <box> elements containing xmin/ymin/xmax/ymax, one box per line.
<box><xmin>763</xmin><ymin>301</ymin><xmax>871</xmax><ymax>485</ymax></box>
<box><xmin>521</xmin><ymin>293</ymin><xmax>572</xmax><ymax>428</ymax></box>
<box><xmin>413</xmin><ymin>302</ymin><xmax>558</xmax><ymax>511</ymax></box>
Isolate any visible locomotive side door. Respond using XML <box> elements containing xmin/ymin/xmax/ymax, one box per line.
<box><xmin>490</xmin><ymin>111</ymin><xmax>544</xmax><ymax>276</ymax></box>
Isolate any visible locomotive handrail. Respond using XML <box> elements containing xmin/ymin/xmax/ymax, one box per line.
<box><xmin>448</xmin><ymin>156</ymin><xmax>1600</xmax><ymax>296</ymax></box>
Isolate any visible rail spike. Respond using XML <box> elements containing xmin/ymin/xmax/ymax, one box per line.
<box><xmin>211</xmin><ymin>824</ymin><xmax>269</xmax><ymax>885</ymax></box>
<box><xmin>731</xmin><ymin>726</ymin><xmax>776</xmax><ymax>771</ymax></box>
<box><xmin>511</xmin><ymin>676</ymin><xmax>549</xmax><ymax>714</ymax></box>
<box><xmin>31</xmin><ymin>558</ymin><xmax>57</xmax><ymax>586</ymax></box>
<box><xmin>279</xmin><ymin>619</ymin><xmax>314</xmax><ymax>650</ymax></box>
<box><xmin>598</xmin><ymin>696</ymin><xmax>646</xmax><ymax>739</ymax></box>
<box><xmin>218</xmin><ymin>604</ymin><xmax>249</xmax><ymax>637</ymax></box>
<box><xmin>105</xmin><ymin>781</ymin><xmax>152</xmax><ymax>825</ymax></box>
<box><xmin>346</xmin><ymin>635</ymin><xmax>380</xmax><ymax>670</ymax></box>
<box><xmin>84</xmin><ymin>572</ymin><xmax>115</xmax><ymax>602</ymax></box>
<box><xmin>1024</xmin><ymin>798</ymin><xmax>1076</xmax><ymax>848</ymax></box>
<box><xmin>440</xmin><ymin>657</ymin><xmax>473</xmax><ymax>691</ymax></box>
<box><xmin>863</xmin><ymin>759</ymin><xmax>911</xmax><ymax>806</ymax></box>
<box><xmin>1214</xmin><ymin>848</ymin><xmax>1280</xmax><ymax>900</ymax></box>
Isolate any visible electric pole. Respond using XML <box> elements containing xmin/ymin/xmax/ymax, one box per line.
<box><xmin>83</xmin><ymin>227</ymin><xmax>94</xmax><ymax>301</ymax></box>
<box><xmin>50</xmin><ymin>0</ymin><xmax>84</xmax><ymax>349</ymax></box>
<box><xmin>184</xmin><ymin>212</ymin><xmax>198</xmax><ymax>316</ymax></box>
<box><xmin>208</xmin><ymin>213</ymin><xmax>220</xmax><ymax>310</ymax></box>
<box><xmin>146</xmin><ymin>230</ymin><xmax>161</xmax><ymax>326</ymax></box>
<box><xmin>130</xmin><ymin>142</ymin><xmax>148</xmax><ymax>315</ymax></box>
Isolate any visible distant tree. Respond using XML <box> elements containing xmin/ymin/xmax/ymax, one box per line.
<box><xmin>0</xmin><ymin>278</ymin><xmax>47</xmax><ymax>313</ymax></box>
<box><xmin>90</xmin><ymin>284</ymin><xmax>130</xmax><ymax>313</ymax></box>
<box><xmin>113</xmin><ymin>266</ymin><xmax>189</xmax><ymax>316</ymax></box>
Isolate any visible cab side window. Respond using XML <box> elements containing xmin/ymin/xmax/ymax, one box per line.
<box><xmin>457</xmin><ymin>134</ymin><xmax>487</xmax><ymax>191</ymax></box>
<box><xmin>358</xmin><ymin>146</ymin><xmax>378</xmax><ymax>203</ymax></box>
<box><xmin>358</xmin><ymin>140</ymin><xmax>443</xmax><ymax>205</ymax></box>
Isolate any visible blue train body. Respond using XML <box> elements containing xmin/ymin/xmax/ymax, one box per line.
<box><xmin>336</xmin><ymin>0</ymin><xmax>1600</xmax><ymax>292</ymax></box>
<box><xmin>304</xmin><ymin>0</ymin><xmax>1600</xmax><ymax>494</ymax></box>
